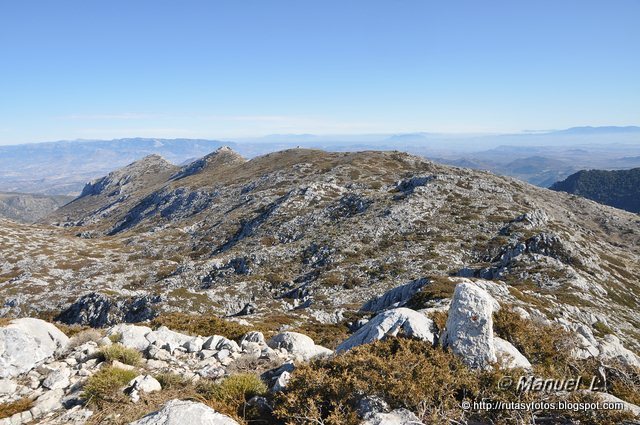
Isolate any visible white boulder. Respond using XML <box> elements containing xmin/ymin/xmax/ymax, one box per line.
<box><xmin>108</xmin><ymin>324</ymin><xmax>152</xmax><ymax>351</ymax></box>
<box><xmin>267</xmin><ymin>332</ymin><xmax>332</xmax><ymax>361</ymax></box>
<box><xmin>598</xmin><ymin>335</ymin><xmax>640</xmax><ymax>368</ymax></box>
<box><xmin>336</xmin><ymin>308</ymin><xmax>435</xmax><ymax>353</ymax></box>
<box><xmin>126</xmin><ymin>374</ymin><xmax>162</xmax><ymax>403</ymax></box>
<box><xmin>494</xmin><ymin>337</ymin><xmax>531</xmax><ymax>370</ymax></box>
<box><xmin>0</xmin><ymin>318</ymin><xmax>69</xmax><ymax>378</ymax></box>
<box><xmin>128</xmin><ymin>399</ymin><xmax>240</xmax><ymax>425</ymax></box>
<box><xmin>442</xmin><ymin>283</ymin><xmax>498</xmax><ymax>369</ymax></box>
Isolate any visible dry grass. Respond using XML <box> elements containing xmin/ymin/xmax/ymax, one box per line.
<box><xmin>86</xmin><ymin>372</ymin><xmax>267</xmax><ymax>425</ymax></box>
<box><xmin>0</xmin><ymin>397</ymin><xmax>33</xmax><ymax>419</ymax></box>
<box><xmin>150</xmin><ymin>313</ymin><xmax>251</xmax><ymax>340</ymax></box>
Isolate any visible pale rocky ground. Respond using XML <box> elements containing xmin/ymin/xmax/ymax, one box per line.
<box><xmin>1</xmin><ymin>281</ymin><xmax>639</xmax><ymax>424</ymax></box>
<box><xmin>1</xmin><ymin>147</ymin><xmax>639</xmax><ymax>423</ymax></box>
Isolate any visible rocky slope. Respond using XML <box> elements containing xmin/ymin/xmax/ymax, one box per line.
<box><xmin>551</xmin><ymin>167</ymin><xmax>640</xmax><ymax>213</ymax></box>
<box><xmin>1</xmin><ymin>147</ymin><xmax>640</xmax><ymax>423</ymax></box>
<box><xmin>1</xmin><ymin>148</ymin><xmax>638</xmax><ymax>348</ymax></box>
<box><xmin>0</xmin><ymin>193</ymin><xmax>72</xmax><ymax>223</ymax></box>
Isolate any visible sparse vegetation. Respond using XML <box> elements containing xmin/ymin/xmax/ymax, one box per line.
<box><xmin>82</xmin><ymin>366</ymin><xmax>139</xmax><ymax>407</ymax></box>
<box><xmin>0</xmin><ymin>397</ymin><xmax>33</xmax><ymax>420</ymax></box>
<box><xmin>150</xmin><ymin>313</ymin><xmax>251</xmax><ymax>340</ymax></box>
<box><xmin>99</xmin><ymin>344</ymin><xmax>143</xmax><ymax>366</ymax></box>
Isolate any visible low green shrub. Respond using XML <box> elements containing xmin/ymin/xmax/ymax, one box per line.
<box><xmin>99</xmin><ymin>344</ymin><xmax>143</xmax><ymax>367</ymax></box>
<box><xmin>82</xmin><ymin>367</ymin><xmax>139</xmax><ymax>407</ymax></box>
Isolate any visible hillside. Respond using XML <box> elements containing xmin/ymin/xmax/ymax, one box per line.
<box><xmin>550</xmin><ymin>168</ymin><xmax>640</xmax><ymax>213</ymax></box>
<box><xmin>3</xmin><ymin>148</ymin><xmax>636</xmax><ymax>347</ymax></box>
<box><xmin>2</xmin><ymin>147</ymin><xmax>640</xmax><ymax>424</ymax></box>
<box><xmin>0</xmin><ymin>192</ymin><xmax>72</xmax><ymax>223</ymax></box>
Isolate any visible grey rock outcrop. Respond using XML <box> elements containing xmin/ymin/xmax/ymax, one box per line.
<box><xmin>56</xmin><ymin>292</ymin><xmax>161</xmax><ymax>327</ymax></box>
<box><xmin>129</xmin><ymin>399</ymin><xmax>240</xmax><ymax>425</ymax></box>
<box><xmin>0</xmin><ymin>318</ymin><xmax>69</xmax><ymax>378</ymax></box>
<box><xmin>337</xmin><ymin>308</ymin><xmax>435</xmax><ymax>353</ymax></box>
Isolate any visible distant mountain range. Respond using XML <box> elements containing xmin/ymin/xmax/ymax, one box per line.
<box><xmin>550</xmin><ymin>168</ymin><xmax>640</xmax><ymax>213</ymax></box>
<box><xmin>0</xmin><ymin>126</ymin><xmax>639</xmax><ymax>195</ymax></box>
<box><xmin>0</xmin><ymin>138</ymin><xmax>230</xmax><ymax>195</ymax></box>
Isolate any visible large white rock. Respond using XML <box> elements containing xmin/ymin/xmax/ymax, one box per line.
<box><xmin>442</xmin><ymin>283</ymin><xmax>498</xmax><ymax>369</ymax></box>
<box><xmin>494</xmin><ymin>337</ymin><xmax>531</xmax><ymax>370</ymax></box>
<box><xmin>0</xmin><ymin>318</ymin><xmax>69</xmax><ymax>378</ymax></box>
<box><xmin>267</xmin><ymin>332</ymin><xmax>332</xmax><ymax>361</ymax></box>
<box><xmin>128</xmin><ymin>399</ymin><xmax>240</xmax><ymax>425</ymax></box>
<box><xmin>108</xmin><ymin>324</ymin><xmax>152</xmax><ymax>351</ymax></box>
<box><xmin>336</xmin><ymin>308</ymin><xmax>435</xmax><ymax>353</ymax></box>
<box><xmin>597</xmin><ymin>335</ymin><xmax>640</xmax><ymax>368</ymax></box>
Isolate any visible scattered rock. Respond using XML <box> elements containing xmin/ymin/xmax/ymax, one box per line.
<box><xmin>267</xmin><ymin>332</ymin><xmax>332</xmax><ymax>361</ymax></box>
<box><xmin>361</xmin><ymin>408</ymin><xmax>424</xmax><ymax>425</ymax></box>
<box><xmin>129</xmin><ymin>399</ymin><xmax>240</xmax><ymax>425</ymax></box>
<box><xmin>337</xmin><ymin>308</ymin><xmax>434</xmax><ymax>352</ymax></box>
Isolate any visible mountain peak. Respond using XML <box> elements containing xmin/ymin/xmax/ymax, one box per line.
<box><xmin>171</xmin><ymin>146</ymin><xmax>245</xmax><ymax>181</ymax></box>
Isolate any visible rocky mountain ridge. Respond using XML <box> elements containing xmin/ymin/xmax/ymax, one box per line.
<box><xmin>1</xmin><ymin>147</ymin><xmax>640</xmax><ymax>424</ymax></box>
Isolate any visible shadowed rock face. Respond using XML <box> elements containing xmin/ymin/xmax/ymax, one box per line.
<box><xmin>55</xmin><ymin>293</ymin><xmax>161</xmax><ymax>327</ymax></box>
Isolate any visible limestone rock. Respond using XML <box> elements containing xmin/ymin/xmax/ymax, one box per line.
<box><xmin>129</xmin><ymin>399</ymin><xmax>240</xmax><ymax>425</ymax></box>
<box><xmin>336</xmin><ymin>308</ymin><xmax>434</xmax><ymax>352</ymax></box>
<box><xmin>126</xmin><ymin>375</ymin><xmax>162</xmax><ymax>403</ymax></box>
<box><xmin>108</xmin><ymin>324</ymin><xmax>152</xmax><ymax>351</ymax></box>
<box><xmin>43</xmin><ymin>366</ymin><xmax>72</xmax><ymax>390</ymax></box>
<box><xmin>56</xmin><ymin>292</ymin><xmax>160</xmax><ymax>327</ymax></box>
<box><xmin>441</xmin><ymin>283</ymin><xmax>498</xmax><ymax>369</ymax></box>
<box><xmin>598</xmin><ymin>335</ymin><xmax>640</xmax><ymax>368</ymax></box>
<box><xmin>494</xmin><ymin>337</ymin><xmax>531</xmax><ymax>370</ymax></box>
<box><xmin>360</xmin><ymin>278</ymin><xmax>428</xmax><ymax>313</ymax></box>
<box><xmin>0</xmin><ymin>379</ymin><xmax>17</xmax><ymax>394</ymax></box>
<box><xmin>0</xmin><ymin>318</ymin><xmax>69</xmax><ymax>378</ymax></box>
<box><xmin>361</xmin><ymin>408</ymin><xmax>423</xmax><ymax>425</ymax></box>
<box><xmin>267</xmin><ymin>332</ymin><xmax>332</xmax><ymax>361</ymax></box>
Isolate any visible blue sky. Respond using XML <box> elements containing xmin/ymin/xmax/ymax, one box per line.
<box><xmin>0</xmin><ymin>0</ymin><xmax>638</xmax><ymax>144</ymax></box>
